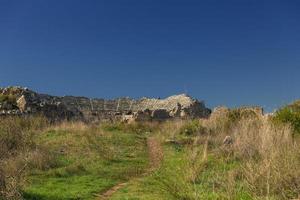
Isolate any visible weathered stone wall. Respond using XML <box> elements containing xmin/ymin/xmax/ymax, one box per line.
<box><xmin>60</xmin><ymin>94</ymin><xmax>211</xmax><ymax>121</ymax></box>
<box><xmin>0</xmin><ymin>87</ymin><xmax>83</xmax><ymax>121</ymax></box>
<box><xmin>0</xmin><ymin>86</ymin><xmax>211</xmax><ymax>122</ymax></box>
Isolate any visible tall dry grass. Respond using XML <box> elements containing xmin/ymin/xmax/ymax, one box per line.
<box><xmin>0</xmin><ymin>116</ymin><xmax>49</xmax><ymax>199</ymax></box>
<box><xmin>210</xmin><ymin>113</ymin><xmax>300</xmax><ymax>199</ymax></box>
<box><xmin>49</xmin><ymin>120</ymin><xmax>89</xmax><ymax>132</ymax></box>
<box><xmin>231</xmin><ymin>118</ymin><xmax>300</xmax><ymax>199</ymax></box>
<box><xmin>155</xmin><ymin>110</ymin><xmax>300</xmax><ymax>199</ymax></box>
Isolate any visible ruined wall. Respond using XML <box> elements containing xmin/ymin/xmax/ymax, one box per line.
<box><xmin>0</xmin><ymin>87</ymin><xmax>83</xmax><ymax>121</ymax></box>
<box><xmin>60</xmin><ymin>94</ymin><xmax>211</xmax><ymax>121</ymax></box>
<box><xmin>0</xmin><ymin>86</ymin><xmax>211</xmax><ymax>122</ymax></box>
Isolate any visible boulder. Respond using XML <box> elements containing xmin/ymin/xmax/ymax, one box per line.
<box><xmin>17</xmin><ymin>95</ymin><xmax>27</xmax><ymax>112</ymax></box>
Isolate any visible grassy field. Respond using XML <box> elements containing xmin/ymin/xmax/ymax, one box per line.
<box><xmin>110</xmin><ymin>117</ymin><xmax>300</xmax><ymax>200</ymax></box>
<box><xmin>110</xmin><ymin>142</ymin><xmax>253</xmax><ymax>200</ymax></box>
<box><xmin>22</xmin><ymin>123</ymin><xmax>149</xmax><ymax>200</ymax></box>
<box><xmin>1</xmin><ymin>108</ymin><xmax>300</xmax><ymax>200</ymax></box>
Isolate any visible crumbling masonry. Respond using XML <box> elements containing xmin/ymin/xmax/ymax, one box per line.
<box><xmin>0</xmin><ymin>86</ymin><xmax>211</xmax><ymax>122</ymax></box>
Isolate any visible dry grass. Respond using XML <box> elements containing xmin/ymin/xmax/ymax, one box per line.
<box><xmin>44</xmin><ymin>120</ymin><xmax>123</xmax><ymax>162</ymax></box>
<box><xmin>147</xmin><ymin>137</ymin><xmax>164</xmax><ymax>169</ymax></box>
<box><xmin>49</xmin><ymin>120</ymin><xmax>89</xmax><ymax>132</ymax></box>
<box><xmin>154</xmin><ymin>110</ymin><xmax>300</xmax><ymax>199</ymax></box>
<box><xmin>204</xmin><ymin>111</ymin><xmax>300</xmax><ymax>199</ymax></box>
<box><xmin>1</xmin><ymin>111</ymin><xmax>299</xmax><ymax>199</ymax></box>
<box><xmin>232</xmin><ymin>118</ymin><xmax>300</xmax><ymax>199</ymax></box>
<box><xmin>0</xmin><ymin>116</ymin><xmax>49</xmax><ymax>199</ymax></box>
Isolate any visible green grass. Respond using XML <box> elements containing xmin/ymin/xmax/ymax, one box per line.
<box><xmin>111</xmin><ymin>142</ymin><xmax>252</xmax><ymax>200</ymax></box>
<box><xmin>110</xmin><ymin>144</ymin><xmax>185</xmax><ymax>200</ymax></box>
<box><xmin>23</xmin><ymin>127</ymin><xmax>149</xmax><ymax>200</ymax></box>
<box><xmin>20</xmin><ymin>120</ymin><xmax>299</xmax><ymax>200</ymax></box>
<box><xmin>24</xmin><ymin>175</ymin><xmax>115</xmax><ymax>200</ymax></box>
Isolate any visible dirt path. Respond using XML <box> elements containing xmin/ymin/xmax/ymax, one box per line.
<box><xmin>96</xmin><ymin>137</ymin><xmax>163</xmax><ymax>200</ymax></box>
<box><xmin>146</xmin><ymin>137</ymin><xmax>164</xmax><ymax>170</ymax></box>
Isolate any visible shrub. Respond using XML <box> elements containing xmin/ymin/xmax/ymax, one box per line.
<box><xmin>273</xmin><ymin>104</ymin><xmax>300</xmax><ymax>134</ymax></box>
<box><xmin>202</xmin><ymin>108</ymin><xmax>260</xmax><ymax>139</ymax></box>
<box><xmin>179</xmin><ymin>120</ymin><xmax>207</xmax><ymax>136</ymax></box>
<box><xmin>0</xmin><ymin>116</ymin><xmax>49</xmax><ymax>199</ymax></box>
<box><xmin>0</xmin><ymin>94</ymin><xmax>17</xmax><ymax>104</ymax></box>
<box><xmin>0</xmin><ymin>116</ymin><xmax>48</xmax><ymax>158</ymax></box>
<box><xmin>227</xmin><ymin>109</ymin><xmax>258</xmax><ymax>123</ymax></box>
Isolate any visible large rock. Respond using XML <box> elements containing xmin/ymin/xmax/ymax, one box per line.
<box><xmin>16</xmin><ymin>95</ymin><xmax>27</xmax><ymax>112</ymax></box>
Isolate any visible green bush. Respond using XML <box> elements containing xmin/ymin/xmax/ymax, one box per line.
<box><xmin>0</xmin><ymin>94</ymin><xmax>17</xmax><ymax>104</ymax></box>
<box><xmin>273</xmin><ymin>104</ymin><xmax>300</xmax><ymax>134</ymax></box>
<box><xmin>215</xmin><ymin>108</ymin><xmax>260</xmax><ymax>135</ymax></box>
<box><xmin>179</xmin><ymin>120</ymin><xmax>207</xmax><ymax>136</ymax></box>
<box><xmin>227</xmin><ymin>109</ymin><xmax>258</xmax><ymax>124</ymax></box>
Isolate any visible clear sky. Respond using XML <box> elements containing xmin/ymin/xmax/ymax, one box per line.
<box><xmin>1</xmin><ymin>0</ymin><xmax>300</xmax><ymax>111</ymax></box>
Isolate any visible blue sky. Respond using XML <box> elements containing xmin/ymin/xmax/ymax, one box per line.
<box><xmin>1</xmin><ymin>0</ymin><xmax>300</xmax><ymax>111</ymax></box>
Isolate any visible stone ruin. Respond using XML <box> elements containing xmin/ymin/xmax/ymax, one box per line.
<box><xmin>0</xmin><ymin>86</ymin><xmax>83</xmax><ymax>121</ymax></box>
<box><xmin>0</xmin><ymin>86</ymin><xmax>211</xmax><ymax>122</ymax></box>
